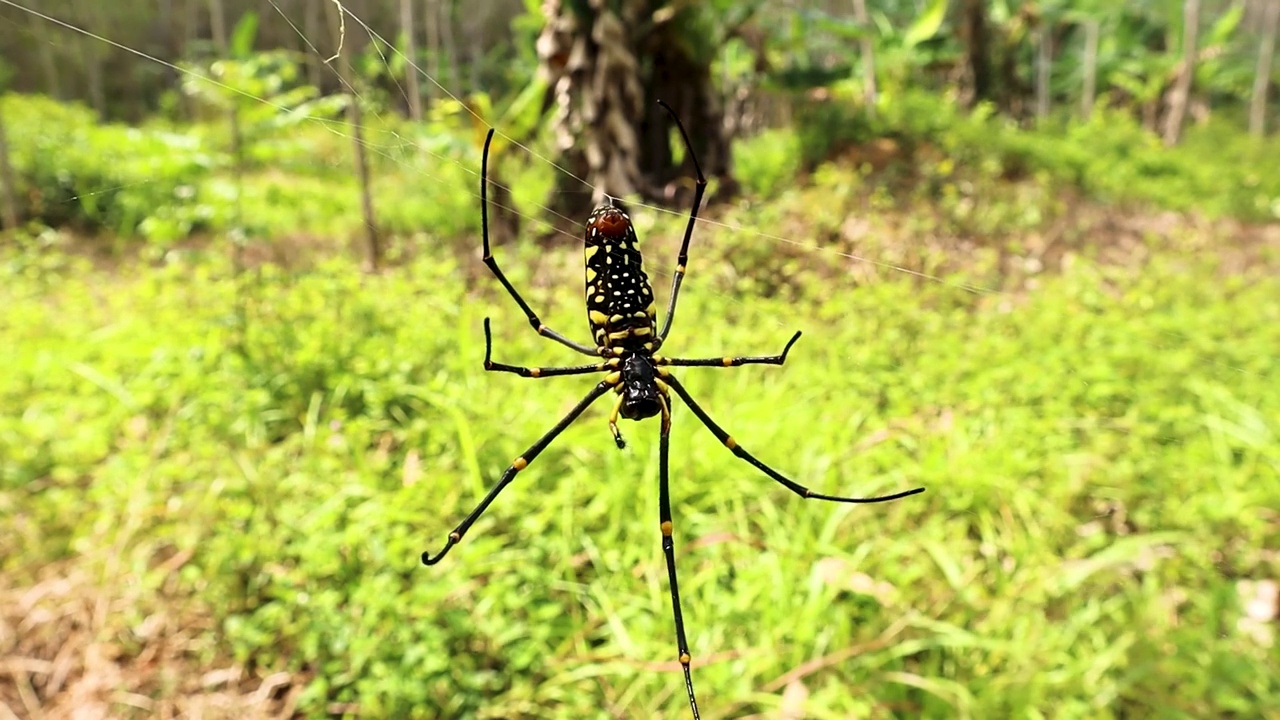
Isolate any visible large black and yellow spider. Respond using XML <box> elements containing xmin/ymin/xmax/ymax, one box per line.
<box><xmin>422</xmin><ymin>101</ymin><xmax>925</xmax><ymax>719</ymax></box>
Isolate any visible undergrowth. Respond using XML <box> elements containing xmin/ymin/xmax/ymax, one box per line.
<box><xmin>2</xmin><ymin>231</ymin><xmax>1277</xmax><ymax>717</ymax></box>
<box><xmin>2</xmin><ymin>85</ymin><xmax>1278</xmax><ymax>718</ymax></box>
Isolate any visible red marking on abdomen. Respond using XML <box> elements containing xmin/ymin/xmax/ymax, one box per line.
<box><xmin>596</xmin><ymin>213</ymin><xmax>628</xmax><ymax>234</ymax></box>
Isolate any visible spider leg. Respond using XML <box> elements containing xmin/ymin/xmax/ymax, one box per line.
<box><xmin>657</xmin><ymin>394</ymin><xmax>701</xmax><ymax>720</ymax></box>
<box><xmin>479</xmin><ymin>129</ymin><xmax>597</xmax><ymax>356</ymax></box>
<box><xmin>481</xmin><ymin>318</ymin><xmax>611</xmax><ymax>379</ymax></box>
<box><xmin>662</xmin><ymin>331</ymin><xmax>802</xmax><ymax>369</ymax></box>
<box><xmin>662</xmin><ymin>374</ymin><xmax>925</xmax><ymax>503</ymax></box>
<box><xmin>607</xmin><ymin>393</ymin><xmax>627</xmax><ymax>449</ymax></box>
<box><xmin>422</xmin><ymin>380</ymin><xmax>613</xmax><ymax>565</ymax></box>
<box><xmin>654</xmin><ymin>101</ymin><xmax>707</xmax><ymax>343</ymax></box>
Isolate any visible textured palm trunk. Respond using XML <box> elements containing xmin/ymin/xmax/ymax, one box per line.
<box><xmin>537</xmin><ymin>0</ymin><xmax>734</xmax><ymax>221</ymax></box>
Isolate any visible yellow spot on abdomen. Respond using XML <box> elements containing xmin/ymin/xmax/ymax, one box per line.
<box><xmin>724</xmin><ymin>436</ymin><xmax>737</xmax><ymax>449</ymax></box>
<box><xmin>721</xmin><ymin>357</ymin><xmax>733</xmax><ymax>366</ymax></box>
<box><xmin>679</xmin><ymin>653</ymin><xmax>691</xmax><ymax>665</ymax></box>
<box><xmin>530</xmin><ymin>368</ymin><xmax>542</xmax><ymax>377</ymax></box>
<box><xmin>513</xmin><ymin>457</ymin><xmax>528</xmax><ymax>470</ymax></box>
<box><xmin>661</xmin><ymin>521</ymin><xmax>673</xmax><ymax>536</ymax></box>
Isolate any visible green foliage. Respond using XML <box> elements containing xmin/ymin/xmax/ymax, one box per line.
<box><xmin>734</xmin><ymin>128</ymin><xmax>802</xmax><ymax>196</ymax></box>
<box><xmin>229</xmin><ymin>11</ymin><xmax>260</xmax><ymax>58</ymax></box>
<box><xmin>2</xmin><ymin>95</ymin><xmax>215</xmax><ymax>242</ymax></box>
<box><xmin>900</xmin><ymin>0</ymin><xmax>948</xmax><ymax>49</ymax></box>
<box><xmin>2</xmin><ymin>76</ymin><xmax>485</xmax><ymax>246</ymax></box>
<box><xmin>180</xmin><ymin>49</ymin><xmax>348</xmax><ymax>158</ymax></box>
<box><xmin>763</xmin><ymin>90</ymin><xmax>1280</xmax><ymax>223</ymax></box>
<box><xmin>3</xmin><ymin>235</ymin><xmax>1276</xmax><ymax>717</ymax></box>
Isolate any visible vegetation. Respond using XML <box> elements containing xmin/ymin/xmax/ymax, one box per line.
<box><xmin>5</xmin><ymin>220</ymin><xmax>1278</xmax><ymax>717</ymax></box>
<box><xmin>2</xmin><ymin>1</ymin><xmax>1279</xmax><ymax>719</ymax></box>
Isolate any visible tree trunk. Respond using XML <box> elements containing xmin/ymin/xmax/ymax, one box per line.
<box><xmin>303</xmin><ymin>0</ymin><xmax>325</xmax><ymax>89</ymax></box>
<box><xmin>400</xmin><ymin>0</ymin><xmax>423</xmax><ymax>120</ymax></box>
<box><xmin>852</xmin><ymin>0</ymin><xmax>876</xmax><ymax>118</ymax></box>
<box><xmin>1163</xmin><ymin>0</ymin><xmax>1200</xmax><ymax>147</ymax></box>
<box><xmin>207</xmin><ymin>0</ymin><xmax>243</xmax><ymax>159</ymax></box>
<box><xmin>1035</xmin><ymin>22</ymin><xmax>1052</xmax><ymax>120</ymax></box>
<box><xmin>960</xmin><ymin>0</ymin><xmax>993</xmax><ymax>108</ymax></box>
<box><xmin>177</xmin><ymin>0</ymin><xmax>199</xmax><ymax>118</ymax></box>
<box><xmin>158</xmin><ymin>0</ymin><xmax>185</xmax><ymax>116</ymax></box>
<box><xmin>1249</xmin><ymin>0</ymin><xmax>1279</xmax><ymax>137</ymax></box>
<box><xmin>30</xmin><ymin>7</ymin><xmax>62</xmax><ymax>98</ymax></box>
<box><xmin>424</xmin><ymin>0</ymin><xmax>441</xmax><ymax>101</ymax></box>
<box><xmin>537</xmin><ymin>0</ymin><xmax>735</xmax><ymax>222</ymax></box>
<box><xmin>464</xmin><ymin>5</ymin><xmax>481</xmax><ymax>94</ymax></box>
<box><xmin>440</xmin><ymin>0</ymin><xmax>460</xmax><ymax>94</ymax></box>
<box><xmin>77</xmin><ymin>0</ymin><xmax>108</xmax><ymax>121</ymax></box>
<box><xmin>0</xmin><ymin>103</ymin><xmax>18</xmax><ymax>231</ymax></box>
<box><xmin>83</xmin><ymin>47</ymin><xmax>107</xmax><ymax>120</ymax></box>
<box><xmin>325</xmin><ymin>0</ymin><xmax>382</xmax><ymax>271</ymax></box>
<box><xmin>1081</xmin><ymin>18</ymin><xmax>1099</xmax><ymax>119</ymax></box>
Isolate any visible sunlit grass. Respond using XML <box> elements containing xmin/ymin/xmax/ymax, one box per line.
<box><xmin>3</xmin><ymin>233</ymin><xmax>1277</xmax><ymax>717</ymax></box>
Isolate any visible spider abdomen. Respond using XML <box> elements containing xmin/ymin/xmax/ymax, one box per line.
<box><xmin>584</xmin><ymin>205</ymin><xmax>657</xmax><ymax>352</ymax></box>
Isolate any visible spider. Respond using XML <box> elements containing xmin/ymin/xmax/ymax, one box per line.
<box><xmin>422</xmin><ymin>101</ymin><xmax>926</xmax><ymax>719</ymax></box>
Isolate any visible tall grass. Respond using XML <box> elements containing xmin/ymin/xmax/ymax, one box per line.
<box><xmin>3</xmin><ymin>231</ymin><xmax>1276</xmax><ymax>717</ymax></box>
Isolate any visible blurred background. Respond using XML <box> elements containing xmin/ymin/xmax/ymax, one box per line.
<box><xmin>1</xmin><ymin>1</ymin><xmax>1278</xmax><ymax>718</ymax></box>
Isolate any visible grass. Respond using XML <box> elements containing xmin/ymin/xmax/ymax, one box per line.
<box><xmin>3</xmin><ymin>202</ymin><xmax>1278</xmax><ymax>718</ymax></box>
<box><xmin>2</xmin><ymin>84</ymin><xmax>1279</xmax><ymax>718</ymax></box>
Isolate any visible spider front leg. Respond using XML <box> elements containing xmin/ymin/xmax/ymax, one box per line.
<box><xmin>607</xmin><ymin>393</ymin><xmax>627</xmax><ymax>449</ymax></box>
<box><xmin>661</xmin><ymin>331</ymin><xmax>802</xmax><ymax>369</ymax></box>
<box><xmin>478</xmin><ymin>129</ymin><xmax>597</xmax><ymax>356</ymax></box>
<box><xmin>654</xmin><ymin>100</ymin><xmax>707</xmax><ymax>343</ymax></box>
<box><xmin>662</xmin><ymin>373</ymin><xmax>925</xmax><ymax>503</ymax></box>
<box><xmin>422</xmin><ymin>381</ymin><xmax>613</xmax><ymax>565</ymax></box>
<box><xmin>481</xmin><ymin>318</ymin><xmax>611</xmax><ymax>379</ymax></box>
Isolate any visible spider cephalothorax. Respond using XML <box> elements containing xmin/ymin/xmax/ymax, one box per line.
<box><xmin>618</xmin><ymin>353</ymin><xmax>663</xmax><ymax>421</ymax></box>
<box><xmin>421</xmin><ymin>100</ymin><xmax>926</xmax><ymax>720</ymax></box>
